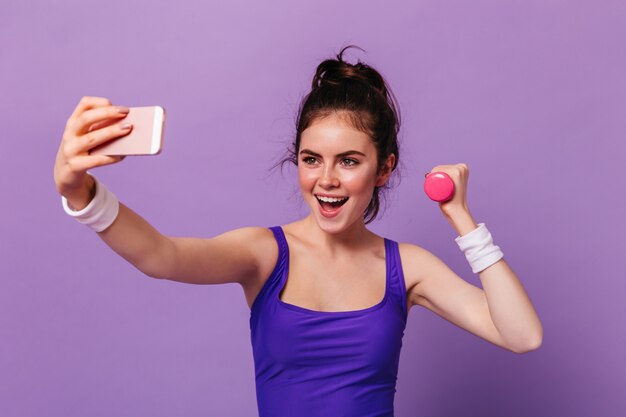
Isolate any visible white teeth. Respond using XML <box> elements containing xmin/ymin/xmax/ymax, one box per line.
<box><xmin>316</xmin><ymin>195</ymin><xmax>348</xmax><ymax>203</ymax></box>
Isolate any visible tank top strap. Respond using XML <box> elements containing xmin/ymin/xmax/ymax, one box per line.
<box><xmin>385</xmin><ymin>238</ymin><xmax>408</xmax><ymax>322</ymax></box>
<box><xmin>249</xmin><ymin>226</ymin><xmax>288</xmax><ymax>316</ymax></box>
<box><xmin>269</xmin><ymin>225</ymin><xmax>288</xmax><ymax>258</ymax></box>
<box><xmin>265</xmin><ymin>225</ymin><xmax>289</xmax><ymax>290</ymax></box>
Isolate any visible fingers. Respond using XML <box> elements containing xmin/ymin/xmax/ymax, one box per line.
<box><xmin>55</xmin><ymin>97</ymin><xmax>129</xmax><ymax>196</ymax></box>
<box><xmin>73</xmin><ymin>121</ymin><xmax>134</xmax><ymax>155</ymax></box>
<box><xmin>68</xmin><ymin>104</ymin><xmax>130</xmax><ymax>137</ymax></box>
<box><xmin>69</xmin><ymin>154</ymin><xmax>126</xmax><ymax>172</ymax></box>
<box><xmin>87</xmin><ymin>116</ymin><xmax>119</xmax><ymax>133</ymax></box>
<box><xmin>66</xmin><ymin>96</ymin><xmax>112</xmax><ymax>129</ymax></box>
<box><xmin>427</xmin><ymin>164</ymin><xmax>469</xmax><ymax>176</ymax></box>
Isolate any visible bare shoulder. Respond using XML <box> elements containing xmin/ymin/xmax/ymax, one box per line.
<box><xmin>232</xmin><ymin>226</ymin><xmax>279</xmax><ymax>286</ymax></box>
<box><xmin>236</xmin><ymin>226</ymin><xmax>280</xmax><ymax>309</ymax></box>
<box><xmin>397</xmin><ymin>242</ymin><xmax>438</xmax><ymax>307</ymax></box>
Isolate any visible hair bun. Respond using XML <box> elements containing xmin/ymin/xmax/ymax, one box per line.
<box><xmin>312</xmin><ymin>45</ymin><xmax>386</xmax><ymax>95</ymax></box>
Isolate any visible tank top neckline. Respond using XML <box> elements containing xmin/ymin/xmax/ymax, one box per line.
<box><xmin>273</xmin><ymin>225</ymin><xmax>391</xmax><ymax>316</ymax></box>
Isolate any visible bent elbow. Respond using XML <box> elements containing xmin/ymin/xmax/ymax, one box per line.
<box><xmin>527</xmin><ymin>334</ymin><xmax>543</xmax><ymax>351</ymax></box>
<box><xmin>138</xmin><ymin>260</ymin><xmax>169</xmax><ymax>280</ymax></box>
<box><xmin>147</xmin><ymin>271</ymin><xmax>165</xmax><ymax>280</ymax></box>
<box><xmin>511</xmin><ymin>333</ymin><xmax>543</xmax><ymax>354</ymax></box>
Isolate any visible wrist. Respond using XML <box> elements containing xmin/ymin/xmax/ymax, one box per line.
<box><xmin>64</xmin><ymin>175</ymin><xmax>96</xmax><ymax>211</ymax></box>
<box><xmin>454</xmin><ymin>222</ymin><xmax>504</xmax><ymax>274</ymax></box>
<box><xmin>444</xmin><ymin>208</ymin><xmax>478</xmax><ymax>237</ymax></box>
<box><xmin>61</xmin><ymin>174</ymin><xmax>120</xmax><ymax>232</ymax></box>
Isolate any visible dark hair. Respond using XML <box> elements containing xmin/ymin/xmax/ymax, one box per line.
<box><xmin>273</xmin><ymin>45</ymin><xmax>402</xmax><ymax>224</ymax></box>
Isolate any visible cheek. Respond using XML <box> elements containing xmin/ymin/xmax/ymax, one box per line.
<box><xmin>342</xmin><ymin>171</ymin><xmax>377</xmax><ymax>193</ymax></box>
<box><xmin>298</xmin><ymin>169</ymin><xmax>316</xmax><ymax>187</ymax></box>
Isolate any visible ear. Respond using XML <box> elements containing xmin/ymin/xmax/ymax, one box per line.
<box><xmin>375</xmin><ymin>154</ymin><xmax>396</xmax><ymax>187</ymax></box>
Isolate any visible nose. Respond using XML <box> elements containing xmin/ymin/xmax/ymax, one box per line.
<box><xmin>319</xmin><ymin>165</ymin><xmax>339</xmax><ymax>188</ymax></box>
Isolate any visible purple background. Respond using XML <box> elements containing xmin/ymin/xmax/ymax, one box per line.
<box><xmin>2</xmin><ymin>0</ymin><xmax>625</xmax><ymax>416</ymax></box>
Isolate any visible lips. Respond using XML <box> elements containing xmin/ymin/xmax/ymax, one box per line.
<box><xmin>314</xmin><ymin>193</ymin><xmax>349</xmax><ymax>202</ymax></box>
<box><xmin>316</xmin><ymin>196</ymin><xmax>348</xmax><ymax>218</ymax></box>
<box><xmin>316</xmin><ymin>196</ymin><xmax>349</xmax><ymax>209</ymax></box>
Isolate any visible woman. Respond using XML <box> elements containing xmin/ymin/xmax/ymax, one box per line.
<box><xmin>54</xmin><ymin>45</ymin><xmax>542</xmax><ymax>417</ymax></box>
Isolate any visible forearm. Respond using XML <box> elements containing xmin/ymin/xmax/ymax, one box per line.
<box><xmin>477</xmin><ymin>258</ymin><xmax>543</xmax><ymax>351</ymax></box>
<box><xmin>63</xmin><ymin>175</ymin><xmax>173</xmax><ymax>278</ymax></box>
<box><xmin>446</xmin><ymin>209</ymin><xmax>543</xmax><ymax>352</ymax></box>
<box><xmin>95</xmin><ymin>202</ymin><xmax>173</xmax><ymax>278</ymax></box>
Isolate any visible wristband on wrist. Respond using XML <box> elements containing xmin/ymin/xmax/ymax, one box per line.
<box><xmin>61</xmin><ymin>173</ymin><xmax>120</xmax><ymax>233</ymax></box>
<box><xmin>454</xmin><ymin>222</ymin><xmax>504</xmax><ymax>274</ymax></box>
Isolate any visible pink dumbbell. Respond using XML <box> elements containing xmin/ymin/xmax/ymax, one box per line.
<box><xmin>424</xmin><ymin>171</ymin><xmax>455</xmax><ymax>202</ymax></box>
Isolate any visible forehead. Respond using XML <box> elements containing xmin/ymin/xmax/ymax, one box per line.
<box><xmin>300</xmin><ymin>114</ymin><xmax>374</xmax><ymax>153</ymax></box>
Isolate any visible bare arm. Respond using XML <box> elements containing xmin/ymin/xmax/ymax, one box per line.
<box><xmin>100</xmin><ymin>205</ymin><xmax>265</xmax><ymax>286</ymax></box>
<box><xmin>56</xmin><ymin>96</ymin><xmax>264</xmax><ymax>286</ymax></box>
<box><xmin>443</xmin><ymin>210</ymin><xmax>543</xmax><ymax>352</ymax></box>
<box><xmin>94</xmin><ymin>201</ymin><xmax>172</xmax><ymax>279</ymax></box>
<box><xmin>66</xmin><ymin>175</ymin><xmax>264</xmax><ymax>284</ymax></box>
<box><xmin>417</xmin><ymin>163</ymin><xmax>543</xmax><ymax>353</ymax></box>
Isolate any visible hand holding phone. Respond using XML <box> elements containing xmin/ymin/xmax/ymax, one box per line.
<box><xmin>88</xmin><ymin>106</ymin><xmax>166</xmax><ymax>156</ymax></box>
<box><xmin>54</xmin><ymin>97</ymin><xmax>167</xmax><ymax>210</ymax></box>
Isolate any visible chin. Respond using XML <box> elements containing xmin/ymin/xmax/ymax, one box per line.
<box><xmin>311</xmin><ymin>203</ymin><xmax>363</xmax><ymax>233</ymax></box>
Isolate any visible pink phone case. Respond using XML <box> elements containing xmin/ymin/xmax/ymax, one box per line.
<box><xmin>424</xmin><ymin>171</ymin><xmax>455</xmax><ymax>202</ymax></box>
<box><xmin>89</xmin><ymin>106</ymin><xmax>166</xmax><ymax>156</ymax></box>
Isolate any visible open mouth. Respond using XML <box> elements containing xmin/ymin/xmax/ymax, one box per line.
<box><xmin>315</xmin><ymin>195</ymin><xmax>349</xmax><ymax>211</ymax></box>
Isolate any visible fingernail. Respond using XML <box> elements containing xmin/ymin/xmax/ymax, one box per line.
<box><xmin>117</xmin><ymin>106</ymin><xmax>130</xmax><ymax>113</ymax></box>
<box><xmin>120</xmin><ymin>123</ymin><xmax>132</xmax><ymax>129</ymax></box>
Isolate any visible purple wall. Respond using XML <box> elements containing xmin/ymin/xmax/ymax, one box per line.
<box><xmin>2</xmin><ymin>0</ymin><xmax>624</xmax><ymax>416</ymax></box>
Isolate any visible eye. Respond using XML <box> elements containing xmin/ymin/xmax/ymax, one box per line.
<box><xmin>341</xmin><ymin>158</ymin><xmax>358</xmax><ymax>166</ymax></box>
<box><xmin>301</xmin><ymin>156</ymin><xmax>317</xmax><ymax>165</ymax></box>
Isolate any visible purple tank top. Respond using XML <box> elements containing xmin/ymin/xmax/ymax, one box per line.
<box><xmin>249</xmin><ymin>226</ymin><xmax>408</xmax><ymax>417</ymax></box>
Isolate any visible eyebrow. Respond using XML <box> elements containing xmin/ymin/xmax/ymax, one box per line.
<box><xmin>299</xmin><ymin>149</ymin><xmax>366</xmax><ymax>158</ymax></box>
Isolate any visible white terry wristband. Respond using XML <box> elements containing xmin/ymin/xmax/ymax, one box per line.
<box><xmin>454</xmin><ymin>223</ymin><xmax>504</xmax><ymax>274</ymax></box>
<box><xmin>61</xmin><ymin>173</ymin><xmax>120</xmax><ymax>233</ymax></box>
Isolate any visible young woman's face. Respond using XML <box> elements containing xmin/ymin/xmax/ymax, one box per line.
<box><xmin>298</xmin><ymin>113</ymin><xmax>392</xmax><ymax>232</ymax></box>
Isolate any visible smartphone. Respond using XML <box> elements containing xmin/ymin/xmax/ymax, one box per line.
<box><xmin>89</xmin><ymin>106</ymin><xmax>166</xmax><ymax>156</ymax></box>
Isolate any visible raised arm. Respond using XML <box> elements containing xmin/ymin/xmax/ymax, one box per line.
<box><xmin>55</xmin><ymin>96</ymin><xmax>269</xmax><ymax>287</ymax></box>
